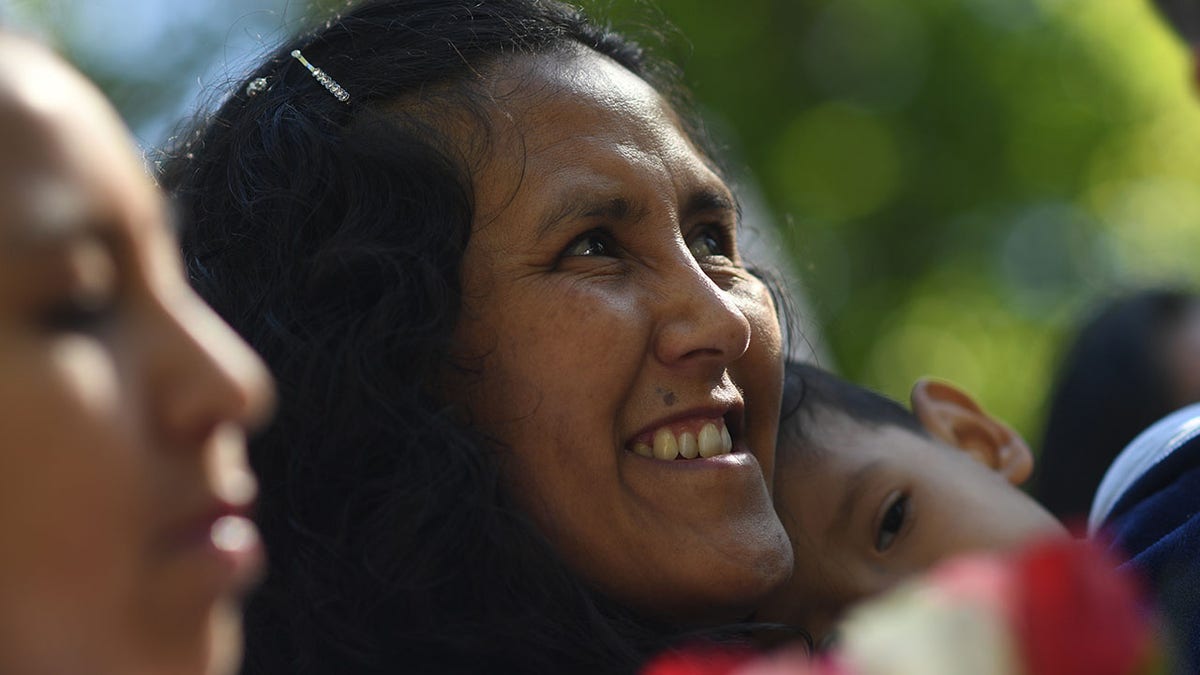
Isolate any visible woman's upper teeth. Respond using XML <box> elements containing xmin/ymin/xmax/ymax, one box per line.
<box><xmin>631</xmin><ymin>419</ymin><xmax>733</xmax><ymax>460</ymax></box>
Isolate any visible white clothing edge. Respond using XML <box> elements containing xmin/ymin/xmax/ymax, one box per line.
<box><xmin>1087</xmin><ymin>402</ymin><xmax>1200</xmax><ymax>536</ymax></box>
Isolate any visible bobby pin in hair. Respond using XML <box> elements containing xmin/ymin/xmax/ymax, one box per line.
<box><xmin>291</xmin><ymin>50</ymin><xmax>350</xmax><ymax>104</ymax></box>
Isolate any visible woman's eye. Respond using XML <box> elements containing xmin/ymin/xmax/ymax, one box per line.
<box><xmin>875</xmin><ymin>494</ymin><xmax>908</xmax><ymax>553</ymax></box>
<box><xmin>562</xmin><ymin>230</ymin><xmax>616</xmax><ymax>258</ymax></box>
<box><xmin>686</xmin><ymin>225</ymin><xmax>730</xmax><ymax>260</ymax></box>
<box><xmin>39</xmin><ymin>294</ymin><xmax>116</xmax><ymax>335</ymax></box>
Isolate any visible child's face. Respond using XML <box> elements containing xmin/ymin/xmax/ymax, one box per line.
<box><xmin>759</xmin><ymin>389</ymin><xmax>1063</xmax><ymax>642</ymax></box>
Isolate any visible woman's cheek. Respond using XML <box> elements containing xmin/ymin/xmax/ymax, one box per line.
<box><xmin>733</xmin><ymin>277</ymin><xmax>782</xmax><ymax>355</ymax></box>
<box><xmin>726</xmin><ymin>275</ymin><xmax>784</xmax><ymax>480</ymax></box>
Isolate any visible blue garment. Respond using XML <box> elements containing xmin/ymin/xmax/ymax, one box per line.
<box><xmin>1091</xmin><ymin>403</ymin><xmax>1200</xmax><ymax>672</ymax></box>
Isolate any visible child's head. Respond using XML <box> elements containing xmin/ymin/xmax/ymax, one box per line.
<box><xmin>758</xmin><ymin>362</ymin><xmax>1064</xmax><ymax>642</ymax></box>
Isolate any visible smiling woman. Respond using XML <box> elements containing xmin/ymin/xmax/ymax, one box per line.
<box><xmin>0</xmin><ymin>33</ymin><xmax>274</xmax><ymax>675</ymax></box>
<box><xmin>447</xmin><ymin>49</ymin><xmax>789</xmax><ymax>624</ymax></box>
<box><xmin>159</xmin><ymin>0</ymin><xmax>792</xmax><ymax>672</ymax></box>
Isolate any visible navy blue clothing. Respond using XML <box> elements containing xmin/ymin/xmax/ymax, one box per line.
<box><xmin>1097</xmin><ymin>405</ymin><xmax>1200</xmax><ymax>671</ymax></box>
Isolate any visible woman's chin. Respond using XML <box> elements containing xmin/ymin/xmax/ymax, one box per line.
<box><xmin>619</xmin><ymin>504</ymin><xmax>794</xmax><ymax>627</ymax></box>
<box><xmin>137</xmin><ymin>600</ymin><xmax>245</xmax><ymax>675</ymax></box>
<box><xmin>683</xmin><ymin>519</ymin><xmax>794</xmax><ymax>625</ymax></box>
<box><xmin>203</xmin><ymin>602</ymin><xmax>245</xmax><ymax>675</ymax></box>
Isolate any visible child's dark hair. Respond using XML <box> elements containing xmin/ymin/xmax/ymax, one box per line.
<box><xmin>780</xmin><ymin>361</ymin><xmax>928</xmax><ymax>447</ymax></box>
<box><xmin>158</xmin><ymin>1</ymin><xmax>723</xmax><ymax>673</ymax></box>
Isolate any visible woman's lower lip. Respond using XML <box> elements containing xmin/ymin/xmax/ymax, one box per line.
<box><xmin>164</xmin><ymin>515</ymin><xmax>264</xmax><ymax>594</ymax></box>
<box><xmin>625</xmin><ymin>445</ymin><xmax>755</xmax><ymax>469</ymax></box>
<box><xmin>623</xmin><ymin>446</ymin><xmax>768</xmax><ymax>504</ymax></box>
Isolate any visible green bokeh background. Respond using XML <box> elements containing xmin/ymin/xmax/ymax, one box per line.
<box><xmin>595</xmin><ymin>0</ymin><xmax>1200</xmax><ymax>448</ymax></box>
<box><xmin>11</xmin><ymin>0</ymin><xmax>1199</xmax><ymax>449</ymax></box>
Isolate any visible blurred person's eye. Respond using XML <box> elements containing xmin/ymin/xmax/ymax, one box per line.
<box><xmin>37</xmin><ymin>239</ymin><xmax>120</xmax><ymax>335</ymax></box>
<box><xmin>875</xmin><ymin>493</ymin><xmax>909</xmax><ymax>553</ymax></box>
<box><xmin>39</xmin><ymin>292</ymin><xmax>117</xmax><ymax>335</ymax></box>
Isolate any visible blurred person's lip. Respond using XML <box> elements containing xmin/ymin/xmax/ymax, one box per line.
<box><xmin>159</xmin><ymin>499</ymin><xmax>264</xmax><ymax>596</ymax></box>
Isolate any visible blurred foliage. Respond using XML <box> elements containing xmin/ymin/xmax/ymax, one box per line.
<box><xmin>11</xmin><ymin>0</ymin><xmax>1200</xmax><ymax>446</ymax></box>
<box><xmin>596</xmin><ymin>0</ymin><xmax>1200</xmax><ymax>445</ymax></box>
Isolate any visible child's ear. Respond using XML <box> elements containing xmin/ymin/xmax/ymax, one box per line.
<box><xmin>909</xmin><ymin>378</ymin><xmax>1033</xmax><ymax>485</ymax></box>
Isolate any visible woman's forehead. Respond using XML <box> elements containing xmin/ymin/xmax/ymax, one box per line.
<box><xmin>470</xmin><ymin>50</ymin><xmax>728</xmax><ymax>220</ymax></box>
<box><xmin>483</xmin><ymin>49</ymin><xmax>686</xmax><ymax>152</ymax></box>
<box><xmin>0</xmin><ymin>106</ymin><xmax>161</xmax><ymax>259</ymax></box>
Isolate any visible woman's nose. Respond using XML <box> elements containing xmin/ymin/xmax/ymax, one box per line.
<box><xmin>149</xmin><ymin>290</ymin><xmax>275</xmax><ymax>447</ymax></box>
<box><xmin>652</xmin><ymin>254</ymin><xmax>752</xmax><ymax>375</ymax></box>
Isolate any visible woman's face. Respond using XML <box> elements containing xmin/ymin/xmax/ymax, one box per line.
<box><xmin>448</xmin><ymin>48</ymin><xmax>792</xmax><ymax>623</ymax></box>
<box><xmin>0</xmin><ymin>38</ymin><xmax>274</xmax><ymax>675</ymax></box>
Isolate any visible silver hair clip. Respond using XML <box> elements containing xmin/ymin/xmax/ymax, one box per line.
<box><xmin>245</xmin><ymin>77</ymin><xmax>269</xmax><ymax>98</ymax></box>
<box><xmin>291</xmin><ymin>49</ymin><xmax>350</xmax><ymax>104</ymax></box>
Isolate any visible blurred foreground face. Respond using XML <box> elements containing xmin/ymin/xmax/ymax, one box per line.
<box><xmin>0</xmin><ymin>36</ymin><xmax>273</xmax><ymax>675</ymax></box>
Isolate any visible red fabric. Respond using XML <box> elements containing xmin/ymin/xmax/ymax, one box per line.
<box><xmin>640</xmin><ymin>539</ymin><xmax>1159</xmax><ymax>675</ymax></box>
<box><xmin>640</xmin><ymin>645</ymin><xmax>756</xmax><ymax>675</ymax></box>
<box><xmin>1012</xmin><ymin>539</ymin><xmax>1153</xmax><ymax>675</ymax></box>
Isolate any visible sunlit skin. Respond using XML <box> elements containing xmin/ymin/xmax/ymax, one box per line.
<box><xmin>0</xmin><ymin>36</ymin><xmax>274</xmax><ymax>675</ymax></box>
<box><xmin>759</xmin><ymin>378</ymin><xmax>1064</xmax><ymax>643</ymax></box>
<box><xmin>445</xmin><ymin>48</ymin><xmax>792</xmax><ymax>624</ymax></box>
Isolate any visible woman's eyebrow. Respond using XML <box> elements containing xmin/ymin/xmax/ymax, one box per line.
<box><xmin>682</xmin><ymin>187</ymin><xmax>737</xmax><ymax>221</ymax></box>
<box><xmin>3</xmin><ymin>211</ymin><xmax>147</xmax><ymax>286</ymax></box>
<box><xmin>1</xmin><ymin>180</ymin><xmax>140</xmax><ymax>256</ymax></box>
<box><xmin>534</xmin><ymin>185</ymin><xmax>736</xmax><ymax>242</ymax></box>
<box><xmin>3</xmin><ymin>226</ymin><xmax>124</xmax><ymax>274</ymax></box>
<box><xmin>536</xmin><ymin>195</ymin><xmax>639</xmax><ymax>239</ymax></box>
<box><xmin>1</xmin><ymin>184</ymin><xmax>87</xmax><ymax>252</ymax></box>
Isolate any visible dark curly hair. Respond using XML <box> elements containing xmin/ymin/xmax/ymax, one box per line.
<box><xmin>158</xmin><ymin>1</ymin><xmax>754</xmax><ymax>672</ymax></box>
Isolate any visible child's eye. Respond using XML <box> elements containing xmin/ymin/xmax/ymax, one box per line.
<box><xmin>562</xmin><ymin>229</ymin><xmax>617</xmax><ymax>258</ymax></box>
<box><xmin>875</xmin><ymin>494</ymin><xmax>908</xmax><ymax>553</ymax></box>
<box><xmin>686</xmin><ymin>224</ymin><xmax>731</xmax><ymax>260</ymax></box>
